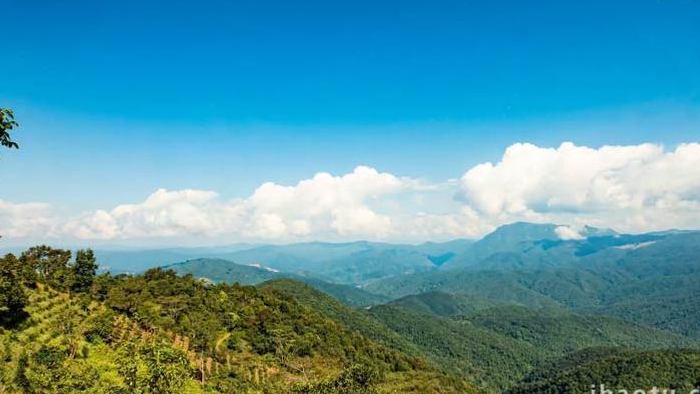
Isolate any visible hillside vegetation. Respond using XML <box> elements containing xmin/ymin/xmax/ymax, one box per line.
<box><xmin>0</xmin><ymin>285</ymin><xmax>202</xmax><ymax>393</ymax></box>
<box><xmin>169</xmin><ymin>257</ymin><xmax>389</xmax><ymax>307</ymax></box>
<box><xmin>3</xmin><ymin>223</ymin><xmax>700</xmax><ymax>392</ymax></box>
<box><xmin>263</xmin><ymin>278</ymin><xmax>698</xmax><ymax>391</ymax></box>
<box><xmin>366</xmin><ymin>304</ymin><xmax>696</xmax><ymax>391</ymax></box>
<box><xmin>0</xmin><ymin>248</ymin><xmax>476</xmax><ymax>393</ymax></box>
<box><xmin>365</xmin><ymin>228</ymin><xmax>700</xmax><ymax>339</ymax></box>
<box><xmin>388</xmin><ymin>291</ymin><xmax>495</xmax><ymax>317</ymax></box>
<box><xmin>507</xmin><ymin>348</ymin><xmax>700</xmax><ymax>393</ymax></box>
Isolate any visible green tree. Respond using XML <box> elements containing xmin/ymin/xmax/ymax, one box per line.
<box><xmin>0</xmin><ymin>255</ymin><xmax>28</xmax><ymax>324</ymax></box>
<box><xmin>1</xmin><ymin>252</ymin><xmax>36</xmax><ymax>287</ymax></box>
<box><xmin>0</xmin><ymin>108</ymin><xmax>19</xmax><ymax>241</ymax></box>
<box><xmin>0</xmin><ymin>108</ymin><xmax>19</xmax><ymax>150</ymax></box>
<box><xmin>117</xmin><ymin>341</ymin><xmax>192</xmax><ymax>393</ymax></box>
<box><xmin>20</xmin><ymin>246</ymin><xmax>72</xmax><ymax>290</ymax></box>
<box><xmin>293</xmin><ymin>364</ymin><xmax>381</xmax><ymax>394</ymax></box>
<box><xmin>71</xmin><ymin>249</ymin><xmax>98</xmax><ymax>293</ymax></box>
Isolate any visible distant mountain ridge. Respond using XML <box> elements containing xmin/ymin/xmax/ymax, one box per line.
<box><xmin>83</xmin><ymin>221</ymin><xmax>700</xmax><ymax>290</ymax></box>
<box><xmin>167</xmin><ymin>257</ymin><xmax>389</xmax><ymax>307</ymax></box>
<box><xmin>6</xmin><ymin>222</ymin><xmax>700</xmax><ymax>392</ymax></box>
<box><xmin>366</xmin><ymin>229</ymin><xmax>700</xmax><ymax>339</ymax></box>
<box><xmin>440</xmin><ymin>222</ymin><xmax>619</xmax><ymax>270</ymax></box>
<box><xmin>70</xmin><ymin>221</ymin><xmax>700</xmax><ymax>339</ymax></box>
<box><xmin>89</xmin><ymin>239</ymin><xmax>474</xmax><ymax>284</ymax></box>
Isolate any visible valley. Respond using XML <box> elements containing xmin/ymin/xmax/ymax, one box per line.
<box><xmin>2</xmin><ymin>222</ymin><xmax>699</xmax><ymax>392</ymax></box>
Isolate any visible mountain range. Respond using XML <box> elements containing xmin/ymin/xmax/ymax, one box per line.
<box><xmin>5</xmin><ymin>222</ymin><xmax>699</xmax><ymax>392</ymax></box>
<box><xmin>151</xmin><ymin>221</ymin><xmax>700</xmax><ymax>391</ymax></box>
<box><xmin>94</xmin><ymin>222</ymin><xmax>700</xmax><ymax>342</ymax></box>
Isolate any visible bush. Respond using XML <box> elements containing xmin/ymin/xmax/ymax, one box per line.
<box><xmin>293</xmin><ymin>364</ymin><xmax>381</xmax><ymax>394</ymax></box>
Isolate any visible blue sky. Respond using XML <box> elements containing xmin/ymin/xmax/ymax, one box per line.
<box><xmin>1</xmin><ymin>0</ymin><xmax>700</xmax><ymax>245</ymax></box>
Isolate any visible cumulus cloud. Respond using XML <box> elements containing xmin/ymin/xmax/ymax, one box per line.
<box><xmin>62</xmin><ymin>189</ymin><xmax>231</xmax><ymax>240</ymax></box>
<box><xmin>245</xmin><ymin>166</ymin><xmax>406</xmax><ymax>238</ymax></box>
<box><xmin>61</xmin><ymin>166</ymin><xmax>424</xmax><ymax>241</ymax></box>
<box><xmin>458</xmin><ymin>141</ymin><xmax>700</xmax><ymax>233</ymax></box>
<box><xmin>554</xmin><ymin>225</ymin><xmax>584</xmax><ymax>240</ymax></box>
<box><xmin>0</xmin><ymin>200</ymin><xmax>55</xmax><ymax>238</ymax></box>
<box><xmin>2</xmin><ymin>142</ymin><xmax>700</xmax><ymax>244</ymax></box>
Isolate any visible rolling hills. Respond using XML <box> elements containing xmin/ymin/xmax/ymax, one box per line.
<box><xmin>0</xmin><ymin>263</ymin><xmax>477</xmax><ymax>393</ymax></box>
<box><xmin>263</xmin><ymin>278</ymin><xmax>698</xmax><ymax>391</ymax></box>
<box><xmin>507</xmin><ymin>348</ymin><xmax>700</xmax><ymax>394</ymax></box>
<box><xmin>5</xmin><ymin>222</ymin><xmax>700</xmax><ymax>392</ymax></box>
<box><xmin>87</xmin><ymin>239</ymin><xmax>474</xmax><ymax>285</ymax></box>
<box><xmin>168</xmin><ymin>257</ymin><xmax>389</xmax><ymax>307</ymax></box>
<box><xmin>365</xmin><ymin>227</ymin><xmax>700</xmax><ymax>339</ymax></box>
<box><xmin>366</xmin><ymin>303</ymin><xmax>697</xmax><ymax>391</ymax></box>
<box><xmin>388</xmin><ymin>291</ymin><xmax>496</xmax><ymax>317</ymax></box>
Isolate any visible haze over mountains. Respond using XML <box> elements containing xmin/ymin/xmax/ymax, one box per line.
<box><xmin>146</xmin><ymin>221</ymin><xmax>700</xmax><ymax>391</ymax></box>
<box><xmin>3</xmin><ymin>221</ymin><xmax>700</xmax><ymax>392</ymax></box>
<box><xmin>2</xmin><ymin>222</ymin><xmax>700</xmax><ymax>393</ymax></box>
<box><xmin>5</xmin><ymin>0</ymin><xmax>700</xmax><ymax>390</ymax></box>
<box><xmin>93</xmin><ymin>237</ymin><xmax>475</xmax><ymax>282</ymax></box>
<box><xmin>88</xmin><ymin>222</ymin><xmax>700</xmax><ymax>342</ymax></box>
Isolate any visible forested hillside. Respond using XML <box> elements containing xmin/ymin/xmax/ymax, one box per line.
<box><xmin>366</xmin><ymin>304</ymin><xmax>696</xmax><ymax>391</ymax></box>
<box><xmin>3</xmin><ymin>223</ymin><xmax>700</xmax><ymax>393</ymax></box>
<box><xmin>0</xmin><ymin>247</ymin><xmax>477</xmax><ymax>393</ymax></box>
<box><xmin>1</xmin><ymin>285</ymin><xmax>202</xmax><ymax>393</ymax></box>
<box><xmin>388</xmin><ymin>291</ymin><xmax>495</xmax><ymax>317</ymax></box>
<box><xmin>261</xmin><ymin>278</ymin><xmax>698</xmax><ymax>392</ymax></box>
<box><xmin>365</xmin><ymin>229</ymin><xmax>700</xmax><ymax>339</ymax></box>
<box><xmin>507</xmin><ymin>348</ymin><xmax>700</xmax><ymax>393</ymax></box>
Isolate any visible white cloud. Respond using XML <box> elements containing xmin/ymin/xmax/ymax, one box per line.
<box><xmin>458</xmin><ymin>142</ymin><xmax>700</xmax><ymax>233</ymax></box>
<box><xmin>554</xmin><ymin>225</ymin><xmax>584</xmax><ymax>240</ymax></box>
<box><xmin>0</xmin><ymin>200</ymin><xmax>55</xmax><ymax>239</ymax></box>
<box><xmin>2</xmin><ymin>142</ymin><xmax>700</xmax><ymax>244</ymax></box>
<box><xmin>62</xmin><ymin>189</ymin><xmax>232</xmax><ymax>240</ymax></box>
<box><xmin>60</xmin><ymin>166</ymin><xmax>424</xmax><ymax>241</ymax></box>
<box><xmin>245</xmin><ymin>166</ymin><xmax>406</xmax><ymax>238</ymax></box>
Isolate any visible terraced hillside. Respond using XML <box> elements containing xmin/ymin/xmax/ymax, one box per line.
<box><xmin>0</xmin><ymin>284</ymin><xmax>202</xmax><ymax>393</ymax></box>
<box><xmin>93</xmin><ymin>269</ymin><xmax>477</xmax><ymax>393</ymax></box>
<box><xmin>2</xmin><ymin>282</ymin><xmax>476</xmax><ymax>393</ymax></box>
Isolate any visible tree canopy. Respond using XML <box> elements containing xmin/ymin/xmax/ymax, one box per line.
<box><xmin>0</xmin><ymin>108</ymin><xmax>19</xmax><ymax>150</ymax></box>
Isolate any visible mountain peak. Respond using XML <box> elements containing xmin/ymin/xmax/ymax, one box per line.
<box><xmin>484</xmin><ymin>222</ymin><xmax>616</xmax><ymax>243</ymax></box>
<box><xmin>483</xmin><ymin>222</ymin><xmax>560</xmax><ymax>243</ymax></box>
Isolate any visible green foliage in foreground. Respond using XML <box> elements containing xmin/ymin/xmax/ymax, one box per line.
<box><xmin>0</xmin><ymin>108</ymin><xmax>19</xmax><ymax>150</ymax></box>
<box><xmin>93</xmin><ymin>269</ymin><xmax>420</xmax><ymax>373</ymax></box>
<box><xmin>1</xmin><ymin>285</ymin><xmax>201</xmax><ymax>393</ymax></box>
<box><xmin>292</xmin><ymin>364</ymin><xmax>381</xmax><ymax>394</ymax></box>
<box><xmin>0</xmin><ymin>254</ymin><xmax>27</xmax><ymax>320</ymax></box>
<box><xmin>1</xmin><ymin>246</ymin><xmax>473</xmax><ymax>393</ymax></box>
<box><xmin>91</xmin><ymin>268</ymin><xmax>470</xmax><ymax>392</ymax></box>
